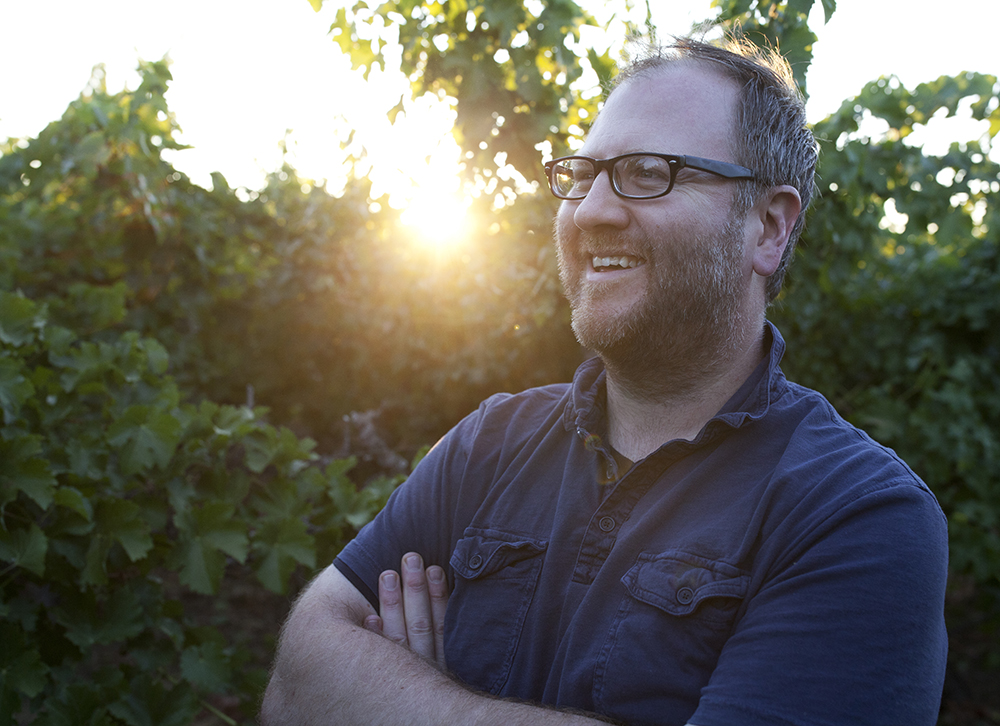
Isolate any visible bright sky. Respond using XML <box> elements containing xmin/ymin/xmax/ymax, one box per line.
<box><xmin>2</xmin><ymin>0</ymin><xmax>997</xmax><ymax>212</ymax></box>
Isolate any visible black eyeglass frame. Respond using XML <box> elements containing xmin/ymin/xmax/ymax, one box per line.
<box><xmin>543</xmin><ymin>153</ymin><xmax>756</xmax><ymax>200</ymax></box>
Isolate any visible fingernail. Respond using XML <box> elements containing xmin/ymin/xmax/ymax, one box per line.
<box><xmin>382</xmin><ymin>571</ymin><xmax>398</xmax><ymax>590</ymax></box>
<box><xmin>404</xmin><ymin>554</ymin><xmax>421</xmax><ymax>571</ymax></box>
<box><xmin>428</xmin><ymin>567</ymin><xmax>443</xmax><ymax>583</ymax></box>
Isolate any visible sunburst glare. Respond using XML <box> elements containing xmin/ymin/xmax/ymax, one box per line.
<box><xmin>400</xmin><ymin>187</ymin><xmax>472</xmax><ymax>252</ymax></box>
<box><xmin>369</xmin><ymin>94</ymin><xmax>474</xmax><ymax>252</ymax></box>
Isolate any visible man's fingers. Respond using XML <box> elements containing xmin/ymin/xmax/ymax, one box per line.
<box><xmin>378</xmin><ymin>570</ymin><xmax>408</xmax><ymax>647</ymax></box>
<box><xmin>427</xmin><ymin>565</ymin><xmax>449</xmax><ymax>669</ymax></box>
<box><xmin>401</xmin><ymin>553</ymin><xmax>436</xmax><ymax>660</ymax></box>
<box><xmin>377</xmin><ymin>555</ymin><xmax>450</xmax><ymax>667</ymax></box>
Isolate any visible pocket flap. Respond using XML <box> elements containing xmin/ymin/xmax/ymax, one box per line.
<box><xmin>622</xmin><ymin>551</ymin><xmax>749</xmax><ymax>618</ymax></box>
<box><xmin>451</xmin><ymin>529</ymin><xmax>547</xmax><ymax>580</ymax></box>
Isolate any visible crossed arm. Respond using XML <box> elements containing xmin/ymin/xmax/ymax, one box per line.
<box><xmin>260</xmin><ymin>553</ymin><xmax>612</xmax><ymax>726</ymax></box>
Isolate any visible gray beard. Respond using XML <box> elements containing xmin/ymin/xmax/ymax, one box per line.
<box><xmin>557</xmin><ymin>215</ymin><xmax>749</xmax><ymax>398</ymax></box>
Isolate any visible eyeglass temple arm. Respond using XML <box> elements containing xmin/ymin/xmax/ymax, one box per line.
<box><xmin>683</xmin><ymin>156</ymin><xmax>755</xmax><ymax>179</ymax></box>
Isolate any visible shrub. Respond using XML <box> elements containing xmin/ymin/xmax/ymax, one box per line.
<box><xmin>0</xmin><ymin>290</ymin><xmax>400</xmax><ymax>723</ymax></box>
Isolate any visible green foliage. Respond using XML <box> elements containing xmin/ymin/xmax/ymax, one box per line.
<box><xmin>0</xmin><ymin>52</ymin><xmax>577</xmax><ymax>722</ymax></box>
<box><xmin>0</xmin><ymin>56</ymin><xmax>578</xmax><ymax>452</ymax></box>
<box><xmin>0</xmin><ymin>290</ymin><xmax>401</xmax><ymax>721</ymax></box>
<box><xmin>712</xmin><ymin>0</ymin><xmax>834</xmax><ymax>93</ymax></box>
<box><xmin>773</xmin><ymin>70</ymin><xmax>1000</xmax><ymax>624</ymax></box>
<box><xmin>193</xmin><ymin>165</ymin><xmax>578</xmax><ymax>452</ymax></box>
<box><xmin>0</xmin><ymin>60</ymin><xmax>275</xmax><ymax>391</ymax></box>
<box><xmin>0</xmin><ymin>61</ymin><xmax>406</xmax><ymax>724</ymax></box>
<box><xmin>318</xmin><ymin>0</ymin><xmax>615</xmax><ymax>193</ymax></box>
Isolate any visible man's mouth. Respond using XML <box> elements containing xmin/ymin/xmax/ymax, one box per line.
<box><xmin>591</xmin><ymin>255</ymin><xmax>644</xmax><ymax>272</ymax></box>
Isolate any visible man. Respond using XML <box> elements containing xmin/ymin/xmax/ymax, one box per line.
<box><xmin>262</xmin><ymin>36</ymin><xmax>948</xmax><ymax>726</ymax></box>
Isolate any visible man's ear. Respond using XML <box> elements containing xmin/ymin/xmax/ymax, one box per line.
<box><xmin>751</xmin><ymin>185</ymin><xmax>801</xmax><ymax>277</ymax></box>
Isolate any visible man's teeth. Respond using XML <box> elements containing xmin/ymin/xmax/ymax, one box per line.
<box><xmin>592</xmin><ymin>255</ymin><xmax>641</xmax><ymax>270</ymax></box>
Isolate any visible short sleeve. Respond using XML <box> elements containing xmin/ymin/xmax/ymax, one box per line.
<box><xmin>334</xmin><ymin>397</ymin><xmax>502</xmax><ymax>607</ymax></box>
<box><xmin>691</xmin><ymin>482</ymin><xmax>949</xmax><ymax>726</ymax></box>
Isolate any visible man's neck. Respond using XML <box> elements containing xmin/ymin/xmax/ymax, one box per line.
<box><xmin>603</xmin><ymin>322</ymin><xmax>768</xmax><ymax>462</ymax></box>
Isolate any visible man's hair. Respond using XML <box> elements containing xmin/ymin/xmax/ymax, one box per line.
<box><xmin>611</xmin><ymin>35</ymin><xmax>818</xmax><ymax>303</ymax></box>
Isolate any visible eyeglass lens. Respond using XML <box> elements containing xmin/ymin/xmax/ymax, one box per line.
<box><xmin>551</xmin><ymin>155</ymin><xmax>675</xmax><ymax>199</ymax></box>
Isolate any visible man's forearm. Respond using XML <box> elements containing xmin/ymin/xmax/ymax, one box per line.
<box><xmin>261</xmin><ymin>564</ymin><xmax>610</xmax><ymax>726</ymax></box>
<box><xmin>261</xmin><ymin>564</ymin><xmax>467</xmax><ymax>724</ymax></box>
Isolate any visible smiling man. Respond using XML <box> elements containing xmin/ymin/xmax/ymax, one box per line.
<box><xmin>262</xmin><ymin>37</ymin><xmax>948</xmax><ymax>726</ymax></box>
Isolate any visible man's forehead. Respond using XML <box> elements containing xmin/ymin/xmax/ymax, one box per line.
<box><xmin>583</xmin><ymin>62</ymin><xmax>739</xmax><ymax>158</ymax></box>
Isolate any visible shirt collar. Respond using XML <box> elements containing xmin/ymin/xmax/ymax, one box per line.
<box><xmin>563</xmin><ymin>321</ymin><xmax>788</xmax><ymax>439</ymax></box>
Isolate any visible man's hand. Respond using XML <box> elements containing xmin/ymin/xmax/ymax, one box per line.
<box><xmin>363</xmin><ymin>552</ymin><xmax>449</xmax><ymax>669</ymax></box>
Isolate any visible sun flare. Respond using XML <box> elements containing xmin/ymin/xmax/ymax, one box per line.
<box><xmin>399</xmin><ymin>187</ymin><xmax>472</xmax><ymax>251</ymax></box>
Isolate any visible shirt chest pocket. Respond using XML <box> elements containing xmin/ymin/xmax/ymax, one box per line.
<box><xmin>593</xmin><ymin>551</ymin><xmax>750</xmax><ymax>724</ymax></box>
<box><xmin>446</xmin><ymin>529</ymin><xmax>547</xmax><ymax>694</ymax></box>
<box><xmin>622</xmin><ymin>550</ymin><xmax>750</xmax><ymax>623</ymax></box>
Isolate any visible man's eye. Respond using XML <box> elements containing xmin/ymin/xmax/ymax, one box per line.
<box><xmin>559</xmin><ymin>166</ymin><xmax>594</xmax><ymax>191</ymax></box>
<box><xmin>622</xmin><ymin>164</ymin><xmax>669</xmax><ymax>188</ymax></box>
<box><xmin>626</xmin><ymin>162</ymin><xmax>669</xmax><ymax>180</ymax></box>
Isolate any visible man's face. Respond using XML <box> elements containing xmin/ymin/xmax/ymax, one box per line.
<box><xmin>554</xmin><ymin>63</ymin><xmax>756</xmax><ymax>372</ymax></box>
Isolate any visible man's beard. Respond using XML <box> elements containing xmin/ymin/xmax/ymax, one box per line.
<box><xmin>556</xmin><ymin>213</ymin><xmax>750</xmax><ymax>396</ymax></box>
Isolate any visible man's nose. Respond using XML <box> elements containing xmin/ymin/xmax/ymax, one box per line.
<box><xmin>571</xmin><ymin>170</ymin><xmax>630</xmax><ymax>231</ymax></box>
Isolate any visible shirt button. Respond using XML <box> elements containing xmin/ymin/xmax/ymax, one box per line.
<box><xmin>599</xmin><ymin>516</ymin><xmax>616</xmax><ymax>532</ymax></box>
<box><xmin>676</xmin><ymin>587</ymin><xmax>695</xmax><ymax>605</ymax></box>
<box><xmin>469</xmin><ymin>554</ymin><xmax>483</xmax><ymax>570</ymax></box>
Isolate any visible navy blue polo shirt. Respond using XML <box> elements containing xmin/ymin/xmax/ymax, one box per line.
<box><xmin>335</xmin><ymin>323</ymin><xmax>948</xmax><ymax>726</ymax></box>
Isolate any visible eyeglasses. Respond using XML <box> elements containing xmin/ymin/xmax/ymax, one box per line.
<box><xmin>543</xmin><ymin>153</ymin><xmax>756</xmax><ymax>200</ymax></box>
